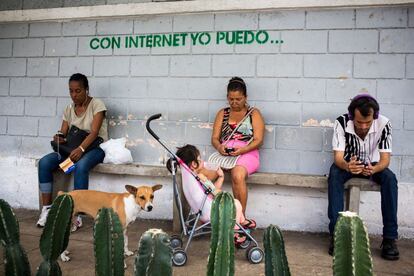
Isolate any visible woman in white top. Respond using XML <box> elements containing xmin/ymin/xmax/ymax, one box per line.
<box><xmin>37</xmin><ymin>73</ymin><xmax>108</xmax><ymax>229</ymax></box>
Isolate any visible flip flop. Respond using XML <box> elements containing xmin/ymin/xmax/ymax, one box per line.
<box><xmin>234</xmin><ymin>233</ymin><xmax>247</xmax><ymax>245</ymax></box>
<box><xmin>241</xmin><ymin>218</ymin><xmax>256</xmax><ymax>229</ymax></box>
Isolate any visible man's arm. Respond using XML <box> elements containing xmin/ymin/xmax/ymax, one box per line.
<box><xmin>334</xmin><ymin>151</ymin><xmax>364</xmax><ymax>174</ymax></box>
<box><xmin>363</xmin><ymin>152</ymin><xmax>390</xmax><ymax>176</ymax></box>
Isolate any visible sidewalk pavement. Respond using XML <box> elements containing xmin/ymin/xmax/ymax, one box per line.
<box><xmin>1</xmin><ymin>209</ymin><xmax>413</xmax><ymax>276</ymax></box>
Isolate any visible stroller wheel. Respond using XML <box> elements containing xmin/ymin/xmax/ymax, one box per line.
<box><xmin>246</xmin><ymin>246</ymin><xmax>264</xmax><ymax>264</ymax></box>
<box><xmin>170</xmin><ymin>235</ymin><xmax>183</xmax><ymax>249</ymax></box>
<box><xmin>172</xmin><ymin>248</ymin><xmax>187</xmax><ymax>266</ymax></box>
<box><xmin>237</xmin><ymin>238</ymin><xmax>251</xmax><ymax>249</ymax></box>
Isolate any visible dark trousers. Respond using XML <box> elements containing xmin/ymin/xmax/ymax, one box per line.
<box><xmin>327</xmin><ymin>163</ymin><xmax>398</xmax><ymax>239</ymax></box>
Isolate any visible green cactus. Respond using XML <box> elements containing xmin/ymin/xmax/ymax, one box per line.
<box><xmin>134</xmin><ymin>228</ymin><xmax>172</xmax><ymax>276</ymax></box>
<box><xmin>0</xmin><ymin>199</ymin><xmax>31</xmax><ymax>276</ymax></box>
<box><xmin>94</xmin><ymin>208</ymin><xmax>125</xmax><ymax>276</ymax></box>
<box><xmin>36</xmin><ymin>194</ymin><xmax>74</xmax><ymax>276</ymax></box>
<box><xmin>333</xmin><ymin>211</ymin><xmax>373</xmax><ymax>276</ymax></box>
<box><xmin>263</xmin><ymin>225</ymin><xmax>291</xmax><ymax>276</ymax></box>
<box><xmin>207</xmin><ymin>192</ymin><xmax>236</xmax><ymax>276</ymax></box>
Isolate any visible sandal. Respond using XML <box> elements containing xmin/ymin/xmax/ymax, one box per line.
<box><xmin>241</xmin><ymin>218</ymin><xmax>256</xmax><ymax>230</ymax></box>
<box><xmin>234</xmin><ymin>233</ymin><xmax>247</xmax><ymax>245</ymax></box>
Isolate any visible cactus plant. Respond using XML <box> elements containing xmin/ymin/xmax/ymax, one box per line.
<box><xmin>94</xmin><ymin>207</ymin><xmax>125</xmax><ymax>276</ymax></box>
<box><xmin>0</xmin><ymin>199</ymin><xmax>31</xmax><ymax>276</ymax></box>
<box><xmin>134</xmin><ymin>228</ymin><xmax>172</xmax><ymax>276</ymax></box>
<box><xmin>36</xmin><ymin>194</ymin><xmax>74</xmax><ymax>276</ymax></box>
<box><xmin>263</xmin><ymin>225</ymin><xmax>291</xmax><ymax>276</ymax></box>
<box><xmin>207</xmin><ymin>192</ymin><xmax>236</xmax><ymax>276</ymax></box>
<box><xmin>333</xmin><ymin>211</ymin><xmax>373</xmax><ymax>276</ymax></box>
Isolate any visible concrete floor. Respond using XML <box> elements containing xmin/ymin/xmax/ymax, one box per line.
<box><xmin>1</xmin><ymin>209</ymin><xmax>413</xmax><ymax>276</ymax></box>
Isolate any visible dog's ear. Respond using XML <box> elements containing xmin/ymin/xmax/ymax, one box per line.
<box><xmin>152</xmin><ymin>184</ymin><xmax>163</xmax><ymax>192</ymax></box>
<box><xmin>125</xmin><ymin>185</ymin><xmax>137</xmax><ymax>195</ymax></box>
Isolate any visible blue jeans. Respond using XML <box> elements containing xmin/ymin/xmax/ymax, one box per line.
<box><xmin>38</xmin><ymin>147</ymin><xmax>105</xmax><ymax>193</ymax></box>
<box><xmin>328</xmin><ymin>163</ymin><xmax>398</xmax><ymax>239</ymax></box>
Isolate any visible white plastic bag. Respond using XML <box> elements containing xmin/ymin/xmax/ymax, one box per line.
<box><xmin>99</xmin><ymin>138</ymin><xmax>133</xmax><ymax>164</ymax></box>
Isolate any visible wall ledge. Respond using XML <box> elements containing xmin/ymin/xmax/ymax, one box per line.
<box><xmin>1</xmin><ymin>0</ymin><xmax>413</xmax><ymax>23</ymax></box>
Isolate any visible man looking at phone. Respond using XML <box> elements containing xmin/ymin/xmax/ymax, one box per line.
<box><xmin>327</xmin><ymin>94</ymin><xmax>399</xmax><ymax>260</ymax></box>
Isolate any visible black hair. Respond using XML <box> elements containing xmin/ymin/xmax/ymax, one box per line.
<box><xmin>69</xmin><ymin>73</ymin><xmax>89</xmax><ymax>90</ymax></box>
<box><xmin>227</xmin><ymin>77</ymin><xmax>247</xmax><ymax>97</ymax></box>
<box><xmin>348</xmin><ymin>96</ymin><xmax>379</xmax><ymax>118</ymax></box>
<box><xmin>166</xmin><ymin>144</ymin><xmax>200</xmax><ymax>173</ymax></box>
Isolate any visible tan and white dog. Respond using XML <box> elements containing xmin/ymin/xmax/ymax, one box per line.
<box><xmin>58</xmin><ymin>184</ymin><xmax>162</xmax><ymax>262</ymax></box>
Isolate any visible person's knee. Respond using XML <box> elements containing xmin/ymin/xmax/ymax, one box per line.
<box><xmin>39</xmin><ymin>154</ymin><xmax>54</xmax><ymax>170</ymax></box>
<box><xmin>231</xmin><ymin>167</ymin><xmax>247</xmax><ymax>183</ymax></box>
<box><xmin>380</xmin><ymin>169</ymin><xmax>398</xmax><ymax>186</ymax></box>
<box><xmin>74</xmin><ymin>161</ymin><xmax>89</xmax><ymax>174</ymax></box>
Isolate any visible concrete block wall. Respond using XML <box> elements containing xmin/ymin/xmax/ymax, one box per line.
<box><xmin>1</xmin><ymin>7</ymin><xmax>413</xmax><ymax>181</ymax></box>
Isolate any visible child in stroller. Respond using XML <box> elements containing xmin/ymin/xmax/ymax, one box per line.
<box><xmin>169</xmin><ymin>144</ymin><xmax>256</xmax><ymax>245</ymax></box>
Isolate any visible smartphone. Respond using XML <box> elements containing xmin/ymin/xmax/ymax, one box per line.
<box><xmin>225</xmin><ymin>147</ymin><xmax>235</xmax><ymax>154</ymax></box>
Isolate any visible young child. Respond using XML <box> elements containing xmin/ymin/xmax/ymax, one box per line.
<box><xmin>169</xmin><ymin>144</ymin><xmax>256</xmax><ymax>244</ymax></box>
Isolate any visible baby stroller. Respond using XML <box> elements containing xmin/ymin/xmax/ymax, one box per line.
<box><xmin>146</xmin><ymin>114</ymin><xmax>264</xmax><ymax>266</ymax></box>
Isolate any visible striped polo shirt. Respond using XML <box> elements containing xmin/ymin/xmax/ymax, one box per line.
<box><xmin>332</xmin><ymin>113</ymin><xmax>392</xmax><ymax>163</ymax></box>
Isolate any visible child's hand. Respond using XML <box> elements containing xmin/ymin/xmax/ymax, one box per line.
<box><xmin>217</xmin><ymin>168</ymin><xmax>224</xmax><ymax>178</ymax></box>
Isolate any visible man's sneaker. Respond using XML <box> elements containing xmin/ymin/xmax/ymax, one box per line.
<box><xmin>36</xmin><ymin>206</ymin><xmax>50</xmax><ymax>227</ymax></box>
<box><xmin>71</xmin><ymin>215</ymin><xmax>83</xmax><ymax>232</ymax></box>
<box><xmin>381</xmin><ymin>238</ymin><xmax>399</xmax><ymax>260</ymax></box>
<box><xmin>328</xmin><ymin>236</ymin><xmax>334</xmax><ymax>256</ymax></box>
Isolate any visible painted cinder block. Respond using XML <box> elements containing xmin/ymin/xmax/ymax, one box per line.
<box><xmin>147</xmin><ymin>78</ymin><xmax>188</xmax><ymax>99</ymax></box>
<box><xmin>134</xmin><ymin>15</ymin><xmax>173</xmax><ymax>34</ymax></box>
<box><xmin>304</xmin><ymin>54</ymin><xmax>352</xmax><ymax>78</ymax></box>
<box><xmin>25</xmin><ymin>97</ymin><xmax>57</xmax><ymax>116</ymax></box>
<box><xmin>261</xmin><ymin>125</ymin><xmax>275</xmax><ymax>149</ymax></box>
<box><xmin>38</xmin><ymin>116</ymin><xmax>62</xmax><ymax>137</ymax></box>
<box><xmin>278</xmin><ymin>78</ymin><xmax>325</xmax><ymax>102</ymax></box>
<box><xmin>0</xmin><ymin>136</ymin><xmax>21</xmax><ymax>154</ymax></box>
<box><xmin>0</xmin><ymin>117</ymin><xmax>6</xmax><ymax>134</ymax></box>
<box><xmin>170</xmin><ymin>55</ymin><xmax>210</xmax><ymax>77</ymax></box>
<box><xmin>173</xmin><ymin>14</ymin><xmax>214</xmax><ymax>32</ymax></box>
<box><xmin>13</xmin><ymin>38</ymin><xmax>44</xmax><ymax>57</ymax></box>
<box><xmin>59</xmin><ymin>57</ymin><xmax>93</xmax><ymax>77</ymax></box>
<box><xmin>167</xmin><ymin>100</ymin><xmax>209</xmax><ymax>122</ymax></box>
<box><xmin>41</xmin><ymin>78</ymin><xmax>69</xmax><ymax>97</ymax></box>
<box><xmin>306</xmin><ymin>10</ymin><xmax>355</xmax><ymax>29</ymax></box>
<box><xmin>401</xmin><ymin>156</ymin><xmax>414</xmax><ymax>182</ymax></box>
<box><xmin>259</xmin><ymin>10</ymin><xmax>305</xmax><ymax>30</ymax></box>
<box><xmin>186</xmin><ymin>78</ymin><xmax>226</xmax><ymax>100</ymax></box>
<box><xmin>354</xmin><ymin>54</ymin><xmax>405</xmax><ymax>78</ymax></box>
<box><xmin>0</xmin><ymin>78</ymin><xmax>9</xmax><ymax>96</ymax></box>
<box><xmin>256</xmin><ymin>101</ymin><xmax>300</xmax><ymax>126</ymax></box>
<box><xmin>127</xmin><ymin>100</ymin><xmax>169</xmax><ymax>121</ymax></box>
<box><xmin>63</xmin><ymin>21</ymin><xmax>96</xmax><ymax>36</ymax></box>
<box><xmin>377</xmin><ymin>80</ymin><xmax>414</xmax><ymax>104</ymax></box>
<box><xmin>78</xmin><ymin>36</ymin><xmax>113</xmax><ymax>56</ymax></box>
<box><xmin>88</xmin><ymin>77</ymin><xmax>110</xmax><ymax>98</ymax></box>
<box><xmin>281</xmin><ymin>30</ymin><xmax>327</xmax><ymax>53</ymax></box>
<box><xmin>393</xmin><ymin>130</ymin><xmax>414</xmax><ymax>155</ymax></box>
<box><xmin>215</xmin><ymin>12</ymin><xmax>258</xmax><ymax>31</ymax></box>
<box><xmin>97</xmin><ymin>19</ymin><xmax>133</xmax><ymax>35</ymax></box>
<box><xmin>329</xmin><ymin>30</ymin><xmax>378</xmax><ymax>53</ymax></box>
<box><xmin>356</xmin><ymin>8</ymin><xmax>407</xmax><ymax>28</ymax></box>
<box><xmin>45</xmin><ymin>37</ymin><xmax>77</xmax><ymax>56</ymax></box>
<box><xmin>234</xmin><ymin>31</ymin><xmax>280</xmax><ymax>54</ymax></box>
<box><xmin>380</xmin><ymin>104</ymin><xmax>403</xmax><ymax>130</ymax></box>
<box><xmin>0</xmin><ymin>0</ymin><xmax>22</xmax><ymax>10</ymax></box>
<box><xmin>30</xmin><ymin>22</ymin><xmax>61</xmax><ymax>37</ymax></box>
<box><xmin>257</xmin><ymin>54</ymin><xmax>302</xmax><ymax>77</ymax></box>
<box><xmin>109</xmin><ymin>77</ymin><xmax>147</xmax><ymax>98</ymax></box>
<box><xmin>275</xmin><ymin>126</ymin><xmax>323</xmax><ymax>151</ymax></box>
<box><xmin>244</xmin><ymin>78</ymin><xmax>277</xmax><ymax>101</ymax></box>
<box><xmin>0</xmin><ymin>40</ymin><xmax>12</xmax><ymax>57</ymax></box>
<box><xmin>93</xmin><ymin>56</ymin><xmax>129</xmax><ymax>76</ymax></box>
<box><xmin>131</xmin><ymin>56</ymin><xmax>169</xmax><ymax>76</ymax></box>
<box><xmin>326</xmin><ymin>79</ymin><xmax>376</xmax><ymax>102</ymax></box>
<box><xmin>298</xmin><ymin>151</ymin><xmax>332</xmax><ymax>175</ymax></box>
<box><xmin>21</xmin><ymin>136</ymin><xmax>53</xmax><ymax>158</ymax></box>
<box><xmin>302</xmin><ymin>102</ymin><xmax>348</xmax><ymax>123</ymax></box>
<box><xmin>0</xmin><ymin>58</ymin><xmax>26</xmax><ymax>76</ymax></box>
<box><xmin>322</xmin><ymin>128</ymin><xmax>334</xmax><ymax>152</ymax></box>
<box><xmin>10</xmin><ymin>78</ymin><xmax>41</xmax><ymax>96</ymax></box>
<box><xmin>0</xmin><ymin>24</ymin><xmax>28</xmax><ymax>38</ymax></box>
<box><xmin>407</xmin><ymin>54</ymin><xmax>414</xmax><ymax>79</ymax></box>
<box><xmin>0</xmin><ymin>97</ymin><xmax>24</xmax><ymax>116</ymax></box>
<box><xmin>380</xmin><ymin>29</ymin><xmax>414</xmax><ymax>53</ymax></box>
<box><xmin>27</xmin><ymin>58</ymin><xmax>59</xmax><ymax>76</ymax></box>
<box><xmin>259</xmin><ymin>149</ymin><xmax>300</xmax><ymax>173</ymax></box>
<box><xmin>23</xmin><ymin>0</ymin><xmax>62</xmax><ymax>10</ymax></box>
<box><xmin>7</xmin><ymin>116</ymin><xmax>38</xmax><ymax>136</ymax></box>
<box><xmin>63</xmin><ymin>0</ymin><xmax>105</xmax><ymax>7</ymax></box>
<box><xmin>186</xmin><ymin>122</ymin><xmax>213</xmax><ymax>145</ymax></box>
<box><xmin>404</xmin><ymin>105</ymin><xmax>414</xmax><ymax>130</ymax></box>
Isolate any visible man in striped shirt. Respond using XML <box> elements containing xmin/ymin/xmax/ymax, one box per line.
<box><xmin>328</xmin><ymin>94</ymin><xmax>399</xmax><ymax>260</ymax></box>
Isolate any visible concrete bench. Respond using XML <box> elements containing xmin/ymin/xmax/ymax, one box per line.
<box><xmin>41</xmin><ymin>162</ymin><xmax>380</xmax><ymax>232</ymax></box>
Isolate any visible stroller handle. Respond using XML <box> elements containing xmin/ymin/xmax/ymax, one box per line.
<box><xmin>146</xmin><ymin>113</ymin><xmax>162</xmax><ymax>140</ymax></box>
